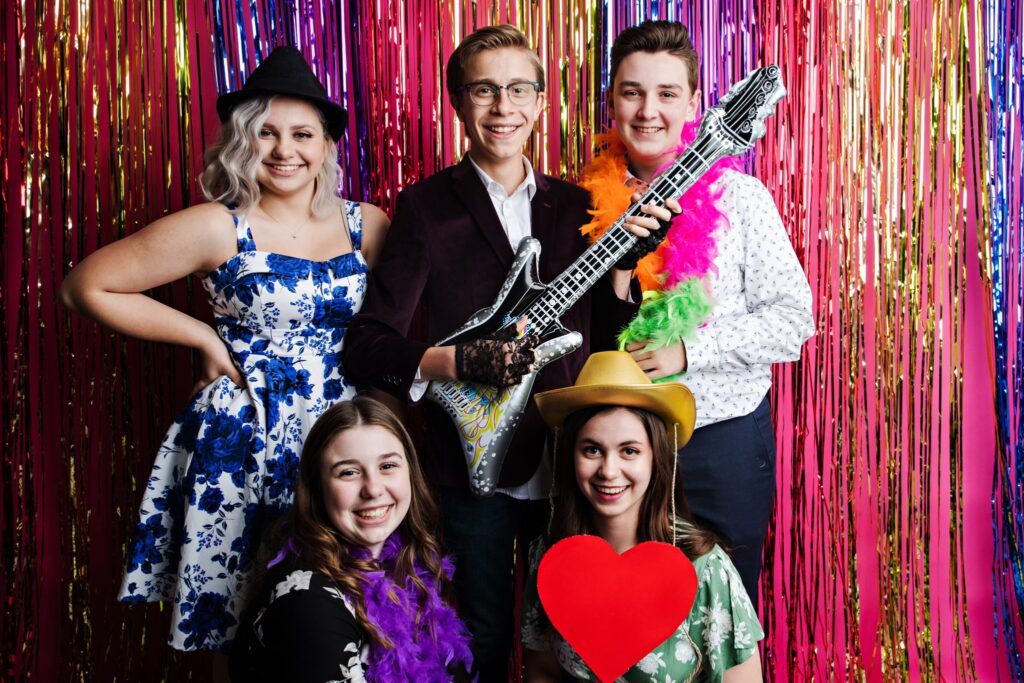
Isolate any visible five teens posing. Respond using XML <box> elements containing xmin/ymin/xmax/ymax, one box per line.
<box><xmin>61</xmin><ymin>18</ymin><xmax>811</xmax><ymax>676</ymax></box>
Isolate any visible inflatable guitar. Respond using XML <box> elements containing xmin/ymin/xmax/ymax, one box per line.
<box><xmin>427</xmin><ymin>65</ymin><xmax>787</xmax><ymax>496</ymax></box>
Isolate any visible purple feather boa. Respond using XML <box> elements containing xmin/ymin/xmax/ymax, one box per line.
<box><xmin>349</xmin><ymin>533</ymin><xmax>474</xmax><ymax>682</ymax></box>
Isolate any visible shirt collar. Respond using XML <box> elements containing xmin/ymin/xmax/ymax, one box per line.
<box><xmin>623</xmin><ymin>163</ymin><xmax>650</xmax><ymax>192</ymax></box>
<box><xmin>467</xmin><ymin>155</ymin><xmax>537</xmax><ymax>201</ymax></box>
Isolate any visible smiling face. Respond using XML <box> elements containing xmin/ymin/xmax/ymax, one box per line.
<box><xmin>320</xmin><ymin>425</ymin><xmax>412</xmax><ymax>558</ymax></box>
<box><xmin>255</xmin><ymin>97</ymin><xmax>329</xmax><ymax>198</ymax></box>
<box><xmin>574</xmin><ymin>408</ymin><xmax>654</xmax><ymax>530</ymax></box>
<box><xmin>452</xmin><ymin>47</ymin><xmax>545</xmax><ymax>178</ymax></box>
<box><xmin>609</xmin><ymin>51</ymin><xmax>701</xmax><ymax>181</ymax></box>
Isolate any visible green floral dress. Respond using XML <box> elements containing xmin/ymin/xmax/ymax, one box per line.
<box><xmin>522</xmin><ymin>540</ymin><xmax>763</xmax><ymax>682</ymax></box>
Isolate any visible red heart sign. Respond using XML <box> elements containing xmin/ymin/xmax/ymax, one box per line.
<box><xmin>536</xmin><ymin>536</ymin><xmax>698</xmax><ymax>682</ymax></box>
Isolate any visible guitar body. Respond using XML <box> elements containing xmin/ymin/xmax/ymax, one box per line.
<box><xmin>425</xmin><ymin>238</ymin><xmax>582</xmax><ymax>496</ymax></box>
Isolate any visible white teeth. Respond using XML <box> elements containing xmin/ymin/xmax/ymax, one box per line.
<box><xmin>634</xmin><ymin>127</ymin><xmax>662</xmax><ymax>133</ymax></box>
<box><xmin>269</xmin><ymin>164</ymin><xmax>302</xmax><ymax>171</ymax></box>
<box><xmin>595</xmin><ymin>485</ymin><xmax>628</xmax><ymax>495</ymax></box>
<box><xmin>355</xmin><ymin>505</ymin><xmax>391</xmax><ymax>519</ymax></box>
<box><xmin>486</xmin><ymin>125</ymin><xmax>518</xmax><ymax>133</ymax></box>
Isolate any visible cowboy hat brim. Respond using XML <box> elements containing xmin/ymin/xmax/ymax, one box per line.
<box><xmin>535</xmin><ymin>381</ymin><xmax>696</xmax><ymax>447</ymax></box>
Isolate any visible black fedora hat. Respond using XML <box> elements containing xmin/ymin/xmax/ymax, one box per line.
<box><xmin>216</xmin><ymin>46</ymin><xmax>347</xmax><ymax>141</ymax></box>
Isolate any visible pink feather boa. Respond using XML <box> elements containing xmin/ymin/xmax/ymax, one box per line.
<box><xmin>649</xmin><ymin>116</ymin><xmax>742</xmax><ymax>289</ymax></box>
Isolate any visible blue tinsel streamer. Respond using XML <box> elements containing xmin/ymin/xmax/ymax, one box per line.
<box><xmin>986</xmin><ymin>0</ymin><xmax>1024</xmax><ymax>677</ymax></box>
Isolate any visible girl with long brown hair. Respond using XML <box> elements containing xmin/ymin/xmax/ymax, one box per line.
<box><xmin>522</xmin><ymin>352</ymin><xmax>763</xmax><ymax>683</ymax></box>
<box><xmin>229</xmin><ymin>396</ymin><xmax>472</xmax><ymax>682</ymax></box>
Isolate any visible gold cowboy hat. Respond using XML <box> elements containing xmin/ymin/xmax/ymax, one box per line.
<box><xmin>535</xmin><ymin>351</ymin><xmax>696</xmax><ymax>447</ymax></box>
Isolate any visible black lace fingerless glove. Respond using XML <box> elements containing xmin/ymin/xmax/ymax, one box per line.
<box><xmin>615</xmin><ymin>213</ymin><xmax>674</xmax><ymax>270</ymax></box>
<box><xmin>455</xmin><ymin>334</ymin><xmax>540</xmax><ymax>387</ymax></box>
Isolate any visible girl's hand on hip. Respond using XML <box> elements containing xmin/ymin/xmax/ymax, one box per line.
<box><xmin>192</xmin><ymin>328</ymin><xmax>246</xmax><ymax>397</ymax></box>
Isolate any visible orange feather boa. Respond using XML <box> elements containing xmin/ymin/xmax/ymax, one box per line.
<box><xmin>579</xmin><ymin>132</ymin><xmax>666</xmax><ymax>291</ymax></box>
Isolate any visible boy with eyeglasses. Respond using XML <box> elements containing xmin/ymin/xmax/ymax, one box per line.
<box><xmin>343</xmin><ymin>24</ymin><xmax>671</xmax><ymax>679</ymax></box>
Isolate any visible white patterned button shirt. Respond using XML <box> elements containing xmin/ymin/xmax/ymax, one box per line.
<box><xmin>682</xmin><ymin>170</ymin><xmax>813</xmax><ymax>428</ymax></box>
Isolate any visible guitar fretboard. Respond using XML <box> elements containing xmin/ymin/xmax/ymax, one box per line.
<box><xmin>525</xmin><ymin>132</ymin><xmax>730</xmax><ymax>332</ymax></box>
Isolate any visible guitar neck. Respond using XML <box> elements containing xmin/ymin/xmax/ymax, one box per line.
<box><xmin>525</xmin><ymin>134</ymin><xmax>730</xmax><ymax>330</ymax></box>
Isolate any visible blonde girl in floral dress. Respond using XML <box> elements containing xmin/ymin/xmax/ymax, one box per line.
<box><xmin>60</xmin><ymin>48</ymin><xmax>389</xmax><ymax>652</ymax></box>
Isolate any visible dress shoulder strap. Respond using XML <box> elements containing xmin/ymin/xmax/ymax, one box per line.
<box><xmin>232</xmin><ymin>213</ymin><xmax>258</xmax><ymax>253</ymax></box>
<box><xmin>343</xmin><ymin>201</ymin><xmax>363</xmax><ymax>251</ymax></box>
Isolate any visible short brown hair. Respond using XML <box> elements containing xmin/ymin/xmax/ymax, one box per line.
<box><xmin>446</xmin><ymin>24</ymin><xmax>545</xmax><ymax>95</ymax></box>
<box><xmin>610</xmin><ymin>21</ymin><xmax>699</xmax><ymax>92</ymax></box>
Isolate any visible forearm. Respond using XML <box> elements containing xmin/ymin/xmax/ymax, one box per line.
<box><xmin>64</xmin><ymin>289</ymin><xmax>217</xmax><ymax>351</ymax></box>
<box><xmin>591</xmin><ymin>276</ymin><xmax>640</xmax><ymax>352</ymax></box>
<box><xmin>608</xmin><ymin>267</ymin><xmax>634</xmax><ymax>301</ymax></box>
<box><xmin>419</xmin><ymin>345</ymin><xmax>457</xmax><ymax>381</ymax></box>
<box><xmin>723</xmin><ymin>648</ymin><xmax>762</xmax><ymax>683</ymax></box>
<box><xmin>684</xmin><ymin>300</ymin><xmax>813</xmax><ymax>372</ymax></box>
<box><xmin>342</xmin><ymin>318</ymin><xmax>431</xmax><ymax>396</ymax></box>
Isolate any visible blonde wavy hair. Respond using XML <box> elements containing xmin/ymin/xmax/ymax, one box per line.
<box><xmin>200</xmin><ymin>96</ymin><xmax>344</xmax><ymax>218</ymax></box>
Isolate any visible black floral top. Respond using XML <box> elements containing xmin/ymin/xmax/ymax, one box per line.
<box><xmin>229</xmin><ymin>557</ymin><xmax>369</xmax><ymax>682</ymax></box>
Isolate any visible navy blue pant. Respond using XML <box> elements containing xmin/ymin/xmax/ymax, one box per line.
<box><xmin>678</xmin><ymin>395</ymin><xmax>777</xmax><ymax>609</ymax></box>
<box><xmin>439</xmin><ymin>487</ymin><xmax>548</xmax><ymax>682</ymax></box>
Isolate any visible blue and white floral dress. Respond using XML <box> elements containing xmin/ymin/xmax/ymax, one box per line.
<box><xmin>119</xmin><ymin>201</ymin><xmax>369</xmax><ymax>652</ymax></box>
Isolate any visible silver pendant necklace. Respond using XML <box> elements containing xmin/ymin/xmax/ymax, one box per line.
<box><xmin>261</xmin><ymin>206</ymin><xmax>314</xmax><ymax>239</ymax></box>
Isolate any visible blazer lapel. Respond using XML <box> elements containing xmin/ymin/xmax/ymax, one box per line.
<box><xmin>530</xmin><ymin>172</ymin><xmax>559</xmax><ymax>277</ymax></box>
<box><xmin>451</xmin><ymin>157</ymin><xmax>515</xmax><ymax>269</ymax></box>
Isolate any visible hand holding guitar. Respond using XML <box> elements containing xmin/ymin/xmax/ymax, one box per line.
<box><xmin>455</xmin><ymin>334</ymin><xmax>541</xmax><ymax>387</ymax></box>
<box><xmin>616</xmin><ymin>195</ymin><xmax>683</xmax><ymax>270</ymax></box>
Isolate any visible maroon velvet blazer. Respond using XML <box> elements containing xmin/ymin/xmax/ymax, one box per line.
<box><xmin>343</xmin><ymin>157</ymin><xmax>638</xmax><ymax>488</ymax></box>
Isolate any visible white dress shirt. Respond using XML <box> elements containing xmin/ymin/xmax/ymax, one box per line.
<box><xmin>682</xmin><ymin>169</ymin><xmax>814</xmax><ymax>428</ymax></box>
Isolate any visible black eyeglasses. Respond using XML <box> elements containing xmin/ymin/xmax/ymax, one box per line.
<box><xmin>455</xmin><ymin>80</ymin><xmax>544</xmax><ymax>106</ymax></box>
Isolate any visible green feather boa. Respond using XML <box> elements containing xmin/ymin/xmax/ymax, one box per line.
<box><xmin>617</xmin><ymin>279</ymin><xmax>714</xmax><ymax>384</ymax></box>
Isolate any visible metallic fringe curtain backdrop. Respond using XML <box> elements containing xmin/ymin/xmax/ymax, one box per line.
<box><xmin>1</xmin><ymin>0</ymin><xmax>1022</xmax><ymax>680</ymax></box>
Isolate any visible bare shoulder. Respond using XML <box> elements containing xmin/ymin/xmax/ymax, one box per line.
<box><xmin>359</xmin><ymin>202</ymin><xmax>389</xmax><ymax>230</ymax></box>
<box><xmin>128</xmin><ymin>202</ymin><xmax>239</xmax><ymax>274</ymax></box>
<box><xmin>357</xmin><ymin>202</ymin><xmax>391</xmax><ymax>267</ymax></box>
<box><xmin>149</xmin><ymin>201</ymin><xmax>235</xmax><ymax>233</ymax></box>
